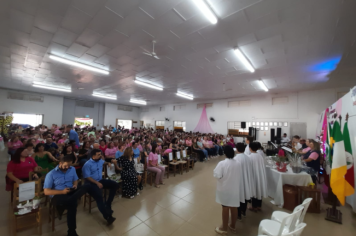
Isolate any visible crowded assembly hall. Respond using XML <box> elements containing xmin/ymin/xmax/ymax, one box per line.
<box><xmin>0</xmin><ymin>0</ymin><xmax>356</xmax><ymax>236</ymax></box>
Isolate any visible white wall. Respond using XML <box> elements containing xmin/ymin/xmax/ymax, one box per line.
<box><xmin>104</xmin><ymin>102</ymin><xmax>140</xmax><ymax>128</ymax></box>
<box><xmin>62</xmin><ymin>98</ymin><xmax>105</xmax><ymax>128</ymax></box>
<box><xmin>0</xmin><ymin>88</ymin><xmax>63</xmax><ymax>127</ymax></box>
<box><xmin>140</xmin><ymin>88</ymin><xmax>344</xmax><ymax>143</ymax></box>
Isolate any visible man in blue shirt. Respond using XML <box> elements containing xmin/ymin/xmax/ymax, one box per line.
<box><xmin>44</xmin><ymin>137</ymin><xmax>58</xmax><ymax>151</ymax></box>
<box><xmin>66</xmin><ymin>125</ymin><xmax>79</xmax><ymax>147</ymax></box>
<box><xmin>44</xmin><ymin>155</ymin><xmax>90</xmax><ymax>236</ymax></box>
<box><xmin>83</xmin><ymin>149</ymin><xmax>118</xmax><ymax>225</ymax></box>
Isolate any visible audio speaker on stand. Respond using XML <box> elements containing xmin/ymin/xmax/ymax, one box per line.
<box><xmin>270</xmin><ymin>128</ymin><xmax>275</xmax><ymax>143</ymax></box>
<box><xmin>241</xmin><ymin>122</ymin><xmax>246</xmax><ymax>129</ymax></box>
<box><xmin>276</xmin><ymin>128</ymin><xmax>282</xmax><ymax>144</ymax></box>
<box><xmin>249</xmin><ymin>127</ymin><xmax>253</xmax><ymax>137</ymax></box>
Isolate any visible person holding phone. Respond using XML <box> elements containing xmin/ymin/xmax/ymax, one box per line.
<box><xmin>43</xmin><ymin>155</ymin><xmax>90</xmax><ymax>236</ymax></box>
<box><xmin>82</xmin><ymin>149</ymin><xmax>118</xmax><ymax>225</ymax></box>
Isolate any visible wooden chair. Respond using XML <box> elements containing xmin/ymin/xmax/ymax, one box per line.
<box><xmin>48</xmin><ymin>198</ymin><xmax>67</xmax><ymax>232</ymax></box>
<box><xmin>178</xmin><ymin>160</ymin><xmax>189</xmax><ymax>174</ymax></box>
<box><xmin>29</xmin><ymin>168</ymin><xmax>49</xmax><ymax>206</ymax></box>
<box><xmin>187</xmin><ymin>158</ymin><xmax>195</xmax><ymax>170</ymax></box>
<box><xmin>13</xmin><ymin>180</ymin><xmax>42</xmax><ymax>235</ymax></box>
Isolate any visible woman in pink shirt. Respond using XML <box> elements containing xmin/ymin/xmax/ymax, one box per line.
<box><xmin>147</xmin><ymin>144</ymin><xmax>165</xmax><ymax>188</ymax></box>
<box><xmin>105</xmin><ymin>142</ymin><xmax>116</xmax><ymax>161</ymax></box>
<box><xmin>7</xmin><ymin>136</ymin><xmax>23</xmax><ymax>156</ymax></box>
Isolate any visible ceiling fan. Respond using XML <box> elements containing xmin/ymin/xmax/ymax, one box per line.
<box><xmin>142</xmin><ymin>40</ymin><xmax>160</xmax><ymax>59</ymax></box>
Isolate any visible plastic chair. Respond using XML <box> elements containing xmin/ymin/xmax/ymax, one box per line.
<box><xmin>271</xmin><ymin>198</ymin><xmax>312</xmax><ymax>225</ymax></box>
<box><xmin>258</xmin><ymin>205</ymin><xmax>304</xmax><ymax>236</ymax></box>
<box><xmin>257</xmin><ymin>223</ymin><xmax>306</xmax><ymax>236</ymax></box>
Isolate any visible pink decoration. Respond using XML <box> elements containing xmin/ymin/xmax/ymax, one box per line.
<box><xmin>193</xmin><ymin>105</ymin><xmax>215</xmax><ymax>133</ymax></box>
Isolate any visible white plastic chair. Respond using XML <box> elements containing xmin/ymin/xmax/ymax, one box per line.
<box><xmin>258</xmin><ymin>205</ymin><xmax>304</xmax><ymax>236</ymax></box>
<box><xmin>257</xmin><ymin>223</ymin><xmax>306</xmax><ymax>236</ymax></box>
<box><xmin>271</xmin><ymin>198</ymin><xmax>312</xmax><ymax>224</ymax></box>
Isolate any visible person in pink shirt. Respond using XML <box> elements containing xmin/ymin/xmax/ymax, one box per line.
<box><xmin>105</xmin><ymin>142</ymin><xmax>116</xmax><ymax>161</ymax></box>
<box><xmin>147</xmin><ymin>144</ymin><xmax>165</xmax><ymax>188</ymax></box>
<box><xmin>298</xmin><ymin>139</ymin><xmax>311</xmax><ymax>155</ymax></box>
<box><xmin>7</xmin><ymin>136</ymin><xmax>23</xmax><ymax>155</ymax></box>
<box><xmin>185</xmin><ymin>137</ymin><xmax>192</xmax><ymax>147</ymax></box>
<box><xmin>99</xmin><ymin>140</ymin><xmax>107</xmax><ymax>154</ymax></box>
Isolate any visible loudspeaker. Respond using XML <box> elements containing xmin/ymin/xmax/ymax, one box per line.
<box><xmin>253</xmin><ymin>127</ymin><xmax>257</xmax><ymax>141</ymax></box>
<box><xmin>249</xmin><ymin>127</ymin><xmax>253</xmax><ymax>136</ymax></box>
<box><xmin>270</xmin><ymin>128</ymin><xmax>275</xmax><ymax>142</ymax></box>
<box><xmin>210</xmin><ymin>117</ymin><xmax>215</xmax><ymax>122</ymax></box>
<box><xmin>276</xmin><ymin>128</ymin><xmax>282</xmax><ymax>144</ymax></box>
<box><xmin>241</xmin><ymin>122</ymin><xmax>246</xmax><ymax>129</ymax></box>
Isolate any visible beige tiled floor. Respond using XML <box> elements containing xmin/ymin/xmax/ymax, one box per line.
<box><xmin>0</xmin><ymin>149</ymin><xmax>355</xmax><ymax>236</ymax></box>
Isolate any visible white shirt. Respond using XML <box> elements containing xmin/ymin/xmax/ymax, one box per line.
<box><xmin>244</xmin><ymin>144</ymin><xmax>251</xmax><ymax>156</ymax></box>
<box><xmin>294</xmin><ymin>142</ymin><xmax>302</xmax><ymax>150</ymax></box>
<box><xmin>234</xmin><ymin>153</ymin><xmax>253</xmax><ymax>202</ymax></box>
<box><xmin>249</xmin><ymin>153</ymin><xmax>268</xmax><ymax>199</ymax></box>
<box><xmin>213</xmin><ymin>158</ymin><xmax>242</xmax><ymax>207</ymax></box>
<box><xmin>282</xmin><ymin>137</ymin><xmax>290</xmax><ymax>143</ymax></box>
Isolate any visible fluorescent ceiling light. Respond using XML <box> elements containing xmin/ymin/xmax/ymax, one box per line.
<box><xmin>176</xmin><ymin>92</ymin><xmax>194</xmax><ymax>100</ymax></box>
<box><xmin>49</xmin><ymin>55</ymin><xmax>109</xmax><ymax>75</ymax></box>
<box><xmin>92</xmin><ymin>93</ymin><xmax>117</xmax><ymax>100</ymax></box>
<box><xmin>233</xmin><ymin>48</ymin><xmax>255</xmax><ymax>73</ymax></box>
<box><xmin>258</xmin><ymin>80</ymin><xmax>269</xmax><ymax>92</ymax></box>
<box><xmin>32</xmin><ymin>83</ymin><xmax>71</xmax><ymax>92</ymax></box>
<box><xmin>135</xmin><ymin>79</ymin><xmax>163</xmax><ymax>90</ymax></box>
<box><xmin>192</xmin><ymin>0</ymin><xmax>218</xmax><ymax>24</ymax></box>
<box><xmin>130</xmin><ymin>99</ymin><xmax>147</xmax><ymax>105</ymax></box>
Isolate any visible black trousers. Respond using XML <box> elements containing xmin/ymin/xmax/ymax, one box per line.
<box><xmin>193</xmin><ymin>149</ymin><xmax>205</xmax><ymax>162</ymax></box>
<box><xmin>52</xmin><ymin>184</ymin><xmax>90</xmax><ymax>232</ymax></box>
<box><xmin>238</xmin><ymin>201</ymin><xmax>247</xmax><ymax>217</ymax></box>
<box><xmin>251</xmin><ymin>198</ymin><xmax>262</xmax><ymax>208</ymax></box>
<box><xmin>87</xmin><ymin>179</ymin><xmax>119</xmax><ymax>219</ymax></box>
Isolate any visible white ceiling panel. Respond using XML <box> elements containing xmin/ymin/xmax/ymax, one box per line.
<box><xmin>105</xmin><ymin>0</ymin><xmax>143</xmax><ymax>18</ymax></box>
<box><xmin>66</xmin><ymin>43</ymin><xmax>89</xmax><ymax>58</ymax></box>
<box><xmin>208</xmin><ymin>0</ymin><xmax>262</xmax><ymax>19</ymax></box>
<box><xmin>61</xmin><ymin>7</ymin><xmax>92</xmax><ymax>34</ymax></box>
<box><xmin>88</xmin><ymin>8</ymin><xmax>123</xmax><ymax>36</ymax></box>
<box><xmin>33</xmin><ymin>7</ymin><xmax>62</xmax><ymax>34</ymax></box>
<box><xmin>1</xmin><ymin>0</ymin><xmax>356</xmax><ymax>106</ymax></box>
<box><xmin>52</xmin><ymin>27</ymin><xmax>78</xmax><ymax>47</ymax></box>
<box><xmin>10</xmin><ymin>9</ymin><xmax>34</xmax><ymax>34</ymax></box>
<box><xmin>72</xmin><ymin>0</ymin><xmax>105</xmax><ymax>17</ymax></box>
<box><xmin>76</xmin><ymin>28</ymin><xmax>103</xmax><ymax>48</ymax></box>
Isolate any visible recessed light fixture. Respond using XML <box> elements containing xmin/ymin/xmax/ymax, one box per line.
<box><xmin>130</xmin><ymin>99</ymin><xmax>147</xmax><ymax>105</ymax></box>
<box><xmin>49</xmin><ymin>55</ymin><xmax>109</xmax><ymax>75</ymax></box>
<box><xmin>258</xmin><ymin>80</ymin><xmax>269</xmax><ymax>92</ymax></box>
<box><xmin>233</xmin><ymin>48</ymin><xmax>255</xmax><ymax>73</ymax></box>
<box><xmin>176</xmin><ymin>91</ymin><xmax>194</xmax><ymax>100</ymax></box>
<box><xmin>92</xmin><ymin>93</ymin><xmax>117</xmax><ymax>100</ymax></box>
<box><xmin>32</xmin><ymin>82</ymin><xmax>71</xmax><ymax>92</ymax></box>
<box><xmin>192</xmin><ymin>0</ymin><xmax>218</xmax><ymax>24</ymax></box>
<box><xmin>135</xmin><ymin>79</ymin><xmax>163</xmax><ymax>90</ymax></box>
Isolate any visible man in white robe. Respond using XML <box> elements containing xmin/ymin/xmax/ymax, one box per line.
<box><xmin>249</xmin><ymin>142</ymin><xmax>267</xmax><ymax>211</ymax></box>
<box><xmin>234</xmin><ymin>143</ymin><xmax>253</xmax><ymax>220</ymax></box>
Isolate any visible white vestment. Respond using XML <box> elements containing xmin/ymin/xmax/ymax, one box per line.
<box><xmin>249</xmin><ymin>153</ymin><xmax>268</xmax><ymax>200</ymax></box>
<box><xmin>234</xmin><ymin>153</ymin><xmax>253</xmax><ymax>202</ymax></box>
<box><xmin>213</xmin><ymin>158</ymin><xmax>242</xmax><ymax>207</ymax></box>
<box><xmin>244</xmin><ymin>144</ymin><xmax>251</xmax><ymax>156</ymax></box>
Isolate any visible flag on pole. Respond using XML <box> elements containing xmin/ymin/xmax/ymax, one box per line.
<box><xmin>343</xmin><ymin>121</ymin><xmax>355</xmax><ymax>197</ymax></box>
<box><xmin>330</xmin><ymin>120</ymin><xmax>354</xmax><ymax>205</ymax></box>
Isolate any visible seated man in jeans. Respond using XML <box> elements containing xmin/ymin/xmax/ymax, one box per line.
<box><xmin>44</xmin><ymin>155</ymin><xmax>90</xmax><ymax>236</ymax></box>
<box><xmin>82</xmin><ymin>149</ymin><xmax>118</xmax><ymax>225</ymax></box>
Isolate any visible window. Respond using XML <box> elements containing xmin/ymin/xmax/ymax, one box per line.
<box><xmin>12</xmin><ymin>113</ymin><xmax>43</xmax><ymax>127</ymax></box>
<box><xmin>272</xmin><ymin>96</ymin><xmax>288</xmax><ymax>105</ymax></box>
<box><xmin>173</xmin><ymin>105</ymin><xmax>185</xmax><ymax>111</ymax></box>
<box><xmin>159</xmin><ymin>106</ymin><xmax>165</xmax><ymax>111</ymax></box>
<box><xmin>174</xmin><ymin>121</ymin><xmax>186</xmax><ymax>131</ymax></box>
<box><xmin>156</xmin><ymin>121</ymin><xmax>165</xmax><ymax>126</ymax></box>
<box><xmin>116</xmin><ymin>119</ymin><xmax>132</xmax><ymax>129</ymax></box>
<box><xmin>228</xmin><ymin>100</ymin><xmax>251</xmax><ymax>107</ymax></box>
<box><xmin>197</xmin><ymin>103</ymin><xmax>213</xmax><ymax>109</ymax></box>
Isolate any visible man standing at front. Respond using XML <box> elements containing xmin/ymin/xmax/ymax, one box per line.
<box><xmin>44</xmin><ymin>155</ymin><xmax>90</xmax><ymax>236</ymax></box>
<box><xmin>66</xmin><ymin>125</ymin><xmax>80</xmax><ymax>148</ymax></box>
<box><xmin>82</xmin><ymin>149</ymin><xmax>118</xmax><ymax>225</ymax></box>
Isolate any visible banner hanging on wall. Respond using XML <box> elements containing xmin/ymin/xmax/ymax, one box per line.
<box><xmin>74</xmin><ymin>117</ymin><xmax>93</xmax><ymax>128</ymax></box>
